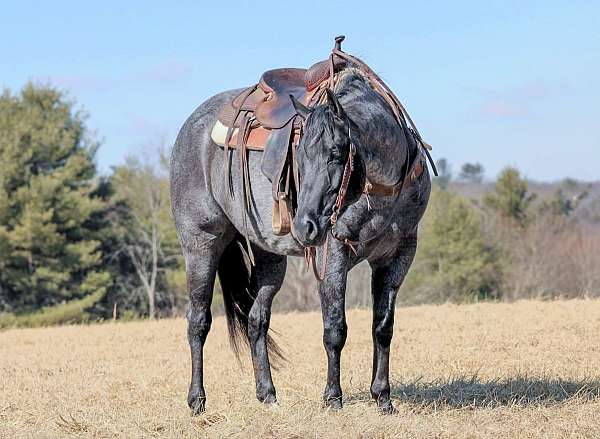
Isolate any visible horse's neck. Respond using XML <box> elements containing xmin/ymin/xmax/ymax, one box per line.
<box><xmin>340</xmin><ymin>79</ymin><xmax>408</xmax><ymax>186</ymax></box>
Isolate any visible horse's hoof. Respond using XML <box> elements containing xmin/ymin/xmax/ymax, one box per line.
<box><xmin>188</xmin><ymin>396</ymin><xmax>206</xmax><ymax>416</ymax></box>
<box><xmin>261</xmin><ymin>394</ymin><xmax>278</xmax><ymax>405</ymax></box>
<box><xmin>379</xmin><ymin>401</ymin><xmax>398</xmax><ymax>415</ymax></box>
<box><xmin>324</xmin><ymin>396</ymin><xmax>343</xmax><ymax>410</ymax></box>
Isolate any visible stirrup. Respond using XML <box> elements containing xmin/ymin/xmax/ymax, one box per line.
<box><xmin>272</xmin><ymin>193</ymin><xmax>292</xmax><ymax>235</ymax></box>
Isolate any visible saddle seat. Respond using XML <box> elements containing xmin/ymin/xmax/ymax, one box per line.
<box><xmin>215</xmin><ymin>54</ymin><xmax>347</xmax><ymax>136</ymax></box>
<box><xmin>255</xmin><ymin>68</ymin><xmax>309</xmax><ymax>129</ymax></box>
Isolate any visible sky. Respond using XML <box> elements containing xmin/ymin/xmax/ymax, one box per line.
<box><xmin>1</xmin><ymin>0</ymin><xmax>598</xmax><ymax>181</ymax></box>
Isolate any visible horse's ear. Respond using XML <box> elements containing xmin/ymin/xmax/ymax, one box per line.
<box><xmin>325</xmin><ymin>88</ymin><xmax>345</xmax><ymax>119</ymax></box>
<box><xmin>290</xmin><ymin>95</ymin><xmax>312</xmax><ymax>120</ymax></box>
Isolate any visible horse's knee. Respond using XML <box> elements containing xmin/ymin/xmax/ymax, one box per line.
<box><xmin>373</xmin><ymin>306</ymin><xmax>396</xmax><ymax>347</ymax></box>
<box><xmin>374</xmin><ymin>320</ymin><xmax>394</xmax><ymax>348</ymax></box>
<box><xmin>187</xmin><ymin>306</ymin><xmax>212</xmax><ymax>343</ymax></box>
<box><xmin>323</xmin><ymin>320</ymin><xmax>347</xmax><ymax>352</ymax></box>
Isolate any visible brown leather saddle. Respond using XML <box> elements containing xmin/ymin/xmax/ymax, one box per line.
<box><xmin>211</xmin><ymin>36</ymin><xmax>436</xmax><ymax>238</ymax></box>
<box><xmin>212</xmin><ymin>37</ymin><xmax>348</xmax><ymax>235</ymax></box>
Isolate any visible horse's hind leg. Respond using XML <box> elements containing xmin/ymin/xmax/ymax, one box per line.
<box><xmin>369</xmin><ymin>238</ymin><xmax>417</xmax><ymax>414</ymax></box>
<box><xmin>247</xmin><ymin>246</ymin><xmax>286</xmax><ymax>404</ymax></box>
<box><xmin>182</xmin><ymin>231</ymin><xmax>233</xmax><ymax>415</ymax></box>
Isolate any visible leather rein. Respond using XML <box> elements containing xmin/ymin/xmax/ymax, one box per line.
<box><xmin>304</xmin><ymin>124</ymin><xmax>357</xmax><ymax>281</ymax></box>
<box><xmin>303</xmin><ymin>122</ymin><xmax>403</xmax><ymax>282</ymax></box>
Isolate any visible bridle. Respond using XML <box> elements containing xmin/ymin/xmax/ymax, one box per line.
<box><xmin>303</xmin><ymin>124</ymin><xmax>361</xmax><ymax>281</ymax></box>
<box><xmin>330</xmin><ymin>127</ymin><xmax>357</xmax><ymax>228</ymax></box>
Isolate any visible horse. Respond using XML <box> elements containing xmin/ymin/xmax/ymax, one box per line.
<box><xmin>170</xmin><ymin>61</ymin><xmax>432</xmax><ymax>415</ymax></box>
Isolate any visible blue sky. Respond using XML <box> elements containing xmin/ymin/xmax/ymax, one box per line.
<box><xmin>2</xmin><ymin>1</ymin><xmax>598</xmax><ymax>181</ymax></box>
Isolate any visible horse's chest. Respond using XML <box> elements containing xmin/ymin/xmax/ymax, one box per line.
<box><xmin>359</xmin><ymin>218</ymin><xmax>414</xmax><ymax>262</ymax></box>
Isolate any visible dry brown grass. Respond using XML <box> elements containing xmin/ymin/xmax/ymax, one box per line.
<box><xmin>1</xmin><ymin>299</ymin><xmax>600</xmax><ymax>438</ymax></box>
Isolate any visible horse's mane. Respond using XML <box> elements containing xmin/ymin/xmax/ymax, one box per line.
<box><xmin>333</xmin><ymin>67</ymin><xmax>370</xmax><ymax>93</ymax></box>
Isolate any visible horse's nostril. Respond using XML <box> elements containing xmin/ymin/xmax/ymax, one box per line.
<box><xmin>304</xmin><ymin>217</ymin><xmax>318</xmax><ymax>241</ymax></box>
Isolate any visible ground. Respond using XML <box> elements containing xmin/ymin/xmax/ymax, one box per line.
<box><xmin>1</xmin><ymin>299</ymin><xmax>599</xmax><ymax>438</ymax></box>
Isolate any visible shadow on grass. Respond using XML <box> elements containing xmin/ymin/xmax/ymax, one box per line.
<box><xmin>346</xmin><ymin>376</ymin><xmax>600</xmax><ymax>409</ymax></box>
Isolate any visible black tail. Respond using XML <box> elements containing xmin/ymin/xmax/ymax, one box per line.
<box><xmin>218</xmin><ymin>236</ymin><xmax>284</xmax><ymax>365</ymax></box>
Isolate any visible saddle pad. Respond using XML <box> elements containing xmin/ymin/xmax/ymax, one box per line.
<box><xmin>210</xmin><ymin>120</ymin><xmax>269</xmax><ymax>151</ymax></box>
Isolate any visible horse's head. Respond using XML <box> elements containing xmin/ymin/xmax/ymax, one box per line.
<box><xmin>290</xmin><ymin>89</ymin><xmax>366</xmax><ymax>247</ymax></box>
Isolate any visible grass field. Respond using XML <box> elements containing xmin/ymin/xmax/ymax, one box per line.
<box><xmin>1</xmin><ymin>299</ymin><xmax>600</xmax><ymax>438</ymax></box>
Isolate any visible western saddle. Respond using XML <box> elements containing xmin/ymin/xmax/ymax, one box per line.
<box><xmin>211</xmin><ymin>36</ymin><xmax>435</xmax><ymax>237</ymax></box>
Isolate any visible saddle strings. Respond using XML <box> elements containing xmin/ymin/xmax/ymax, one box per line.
<box><xmin>238</xmin><ymin>112</ymin><xmax>255</xmax><ymax>266</ymax></box>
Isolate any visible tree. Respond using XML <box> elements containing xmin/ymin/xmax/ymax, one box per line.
<box><xmin>110</xmin><ymin>149</ymin><xmax>182</xmax><ymax>319</ymax></box>
<box><xmin>403</xmin><ymin>187</ymin><xmax>500</xmax><ymax>303</ymax></box>
<box><xmin>541</xmin><ymin>179</ymin><xmax>589</xmax><ymax>218</ymax></box>
<box><xmin>434</xmin><ymin>158</ymin><xmax>452</xmax><ymax>190</ymax></box>
<box><xmin>484</xmin><ymin>167</ymin><xmax>535</xmax><ymax>226</ymax></box>
<box><xmin>0</xmin><ymin>83</ymin><xmax>111</xmax><ymax>312</ymax></box>
<box><xmin>459</xmin><ymin>162</ymin><xmax>485</xmax><ymax>183</ymax></box>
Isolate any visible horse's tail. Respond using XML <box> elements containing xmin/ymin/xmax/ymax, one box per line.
<box><xmin>218</xmin><ymin>236</ymin><xmax>284</xmax><ymax>364</ymax></box>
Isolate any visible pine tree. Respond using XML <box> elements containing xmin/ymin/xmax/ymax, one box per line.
<box><xmin>0</xmin><ymin>83</ymin><xmax>110</xmax><ymax>312</ymax></box>
<box><xmin>459</xmin><ymin>162</ymin><xmax>485</xmax><ymax>183</ymax></box>
<box><xmin>403</xmin><ymin>187</ymin><xmax>500</xmax><ymax>303</ymax></box>
<box><xmin>484</xmin><ymin>167</ymin><xmax>535</xmax><ymax>226</ymax></box>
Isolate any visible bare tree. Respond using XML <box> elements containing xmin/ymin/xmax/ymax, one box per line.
<box><xmin>111</xmin><ymin>144</ymin><xmax>179</xmax><ymax>319</ymax></box>
<box><xmin>459</xmin><ymin>162</ymin><xmax>485</xmax><ymax>184</ymax></box>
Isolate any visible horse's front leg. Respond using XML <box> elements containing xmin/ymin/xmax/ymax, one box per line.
<box><xmin>369</xmin><ymin>237</ymin><xmax>417</xmax><ymax>414</ymax></box>
<box><xmin>318</xmin><ymin>240</ymin><xmax>349</xmax><ymax>409</ymax></box>
<box><xmin>248</xmin><ymin>247</ymin><xmax>286</xmax><ymax>404</ymax></box>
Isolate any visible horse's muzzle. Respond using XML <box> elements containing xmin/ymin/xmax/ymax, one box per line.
<box><xmin>292</xmin><ymin>213</ymin><xmax>329</xmax><ymax>247</ymax></box>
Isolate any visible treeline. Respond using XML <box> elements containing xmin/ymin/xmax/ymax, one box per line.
<box><xmin>1</xmin><ymin>84</ymin><xmax>598</xmax><ymax>327</ymax></box>
<box><xmin>0</xmin><ymin>84</ymin><xmax>185</xmax><ymax>327</ymax></box>
<box><xmin>402</xmin><ymin>165</ymin><xmax>600</xmax><ymax>304</ymax></box>
<box><xmin>277</xmin><ymin>164</ymin><xmax>600</xmax><ymax>310</ymax></box>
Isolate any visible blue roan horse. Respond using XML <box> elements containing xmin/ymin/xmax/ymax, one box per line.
<box><xmin>170</xmin><ymin>37</ymin><xmax>432</xmax><ymax>414</ymax></box>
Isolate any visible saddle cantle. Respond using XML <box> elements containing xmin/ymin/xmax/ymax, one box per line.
<box><xmin>256</xmin><ymin>68</ymin><xmax>308</xmax><ymax>129</ymax></box>
<box><xmin>210</xmin><ymin>35</ymin><xmax>435</xmax><ymax>237</ymax></box>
